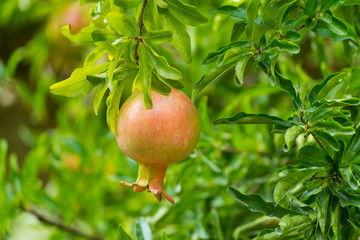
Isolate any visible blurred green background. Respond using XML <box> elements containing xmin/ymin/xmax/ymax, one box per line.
<box><xmin>1</xmin><ymin>0</ymin><xmax>360</xmax><ymax>239</ymax></box>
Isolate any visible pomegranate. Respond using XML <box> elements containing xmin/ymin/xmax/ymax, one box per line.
<box><xmin>116</xmin><ymin>89</ymin><xmax>201</xmax><ymax>203</ymax></box>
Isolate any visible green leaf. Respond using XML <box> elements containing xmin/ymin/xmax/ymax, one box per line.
<box><xmin>203</xmin><ymin>41</ymin><xmax>250</xmax><ymax>64</ymax></box>
<box><xmin>156</xmin><ymin>0</ymin><xmax>168</xmax><ymax>8</ymax></box>
<box><xmin>144</xmin><ymin>30</ymin><xmax>172</xmax><ymax>44</ymax></box>
<box><xmin>305</xmin><ymin>17</ymin><xmax>318</xmax><ymax>30</ymax></box>
<box><xmin>192</xmin><ymin>60</ymin><xmax>238</xmax><ymax>100</ymax></box>
<box><xmin>159</xmin><ymin>10</ymin><xmax>192</xmax><ymax>63</ymax></box>
<box><xmin>161</xmin><ymin>231</ymin><xmax>168</xmax><ymax>240</ymax></box>
<box><xmin>338</xmin><ymin>0</ymin><xmax>360</xmax><ymax>5</ymax></box>
<box><xmin>311</xmin><ymin>98</ymin><xmax>360</xmax><ymax>110</ymax></box>
<box><xmin>311</xmin><ymin>130</ymin><xmax>340</xmax><ymax>151</ymax></box>
<box><xmin>135</xmin><ymin>217</ymin><xmax>152</xmax><ymax>240</ymax></box>
<box><xmin>5</xmin><ymin>47</ymin><xmax>23</xmax><ymax>79</ymax></box>
<box><xmin>316</xmin><ymin>188</ymin><xmax>330</xmax><ymax>236</ymax></box>
<box><xmin>231</xmin><ymin>21</ymin><xmax>247</xmax><ymax>42</ymax></box>
<box><xmin>106</xmin><ymin>79</ymin><xmax>125</xmax><ymax>134</ymax></box>
<box><xmin>112</xmin><ymin>0</ymin><xmax>140</xmax><ymax>8</ymax></box>
<box><xmin>84</xmin><ymin>47</ymin><xmax>108</xmax><ymax>67</ymax></box>
<box><xmin>234</xmin><ymin>55</ymin><xmax>251</xmax><ymax>87</ymax></box>
<box><xmin>151</xmin><ymin>71</ymin><xmax>172</xmax><ymax>95</ymax></box>
<box><xmin>348</xmin><ymin>218</ymin><xmax>360</xmax><ymax>235</ymax></box>
<box><xmin>0</xmin><ymin>139</ymin><xmax>8</xmax><ymax>197</ymax></box>
<box><xmin>245</xmin><ymin>0</ymin><xmax>261</xmax><ymax>44</ymax></box>
<box><xmin>284</xmin><ymin>31</ymin><xmax>301</xmax><ymax>41</ymax></box>
<box><xmin>162</xmin><ymin>78</ymin><xmax>184</xmax><ymax>89</ymax></box>
<box><xmin>135</xmin><ymin>44</ymin><xmax>152</xmax><ymax>108</ymax></box>
<box><xmin>61</xmin><ymin>25</ymin><xmax>97</xmax><ymax>44</ymax></box>
<box><xmin>259</xmin><ymin>0</ymin><xmax>275</xmax><ymax>19</ymax></box>
<box><xmin>330</xmin><ymin>199</ymin><xmax>340</xmax><ymax>240</ymax></box>
<box><xmin>313</xmin><ymin>20</ymin><xmax>354</xmax><ymax>42</ymax></box>
<box><xmin>308</xmin><ymin>108</ymin><xmax>350</xmax><ymax>123</ymax></box>
<box><xmin>275</xmin><ymin>71</ymin><xmax>301</xmax><ymax>109</ymax></box>
<box><xmin>49</xmin><ymin>63</ymin><xmax>110</xmax><ymax>97</ymax></box>
<box><xmin>143</xmin><ymin>0</ymin><xmax>161</xmax><ymax>30</ymax></box>
<box><xmin>164</xmin><ymin>0</ymin><xmax>208</xmax><ymax>26</ymax></box>
<box><xmin>214</xmin><ymin>112</ymin><xmax>292</xmax><ymax>127</ymax></box>
<box><xmin>320</xmin><ymin>0</ymin><xmax>341</xmax><ymax>12</ymax></box>
<box><xmin>218</xmin><ymin>47</ymin><xmax>251</xmax><ymax>66</ymax></box>
<box><xmin>339</xmin><ymin>166</ymin><xmax>360</xmax><ymax>190</ymax></box>
<box><xmin>329</xmin><ymin>183</ymin><xmax>360</xmax><ymax>208</ymax></box>
<box><xmin>327</xmin><ymin>16</ymin><xmax>348</xmax><ymax>36</ymax></box>
<box><xmin>254</xmin><ymin>215</ymin><xmax>312</xmax><ymax>240</ymax></box>
<box><xmin>145</xmin><ymin>45</ymin><xmax>182</xmax><ymax>80</ymax></box>
<box><xmin>117</xmin><ymin>225</ymin><xmax>133</xmax><ymax>240</ymax></box>
<box><xmin>283</xmin><ymin>125</ymin><xmax>305</xmax><ymax>152</ymax></box>
<box><xmin>274</xmin><ymin>167</ymin><xmax>322</xmax><ymax>204</ymax></box>
<box><xmin>91</xmin><ymin>29</ymin><xmax>123</xmax><ymax>42</ymax></box>
<box><xmin>266</xmin><ymin>39</ymin><xmax>300</xmax><ymax>54</ymax></box>
<box><xmin>93</xmin><ymin>83</ymin><xmax>108</xmax><ymax>115</ymax></box>
<box><xmin>344</xmin><ymin>126</ymin><xmax>360</xmax><ymax>162</ymax></box>
<box><xmin>304</xmin><ymin>0</ymin><xmax>318</xmax><ymax>18</ymax></box>
<box><xmin>215</xmin><ymin>5</ymin><xmax>247</xmax><ymax>22</ymax></box>
<box><xmin>298</xmin><ymin>145</ymin><xmax>330</xmax><ymax>167</ymax></box>
<box><xmin>311</xmin><ymin>118</ymin><xmax>355</xmax><ymax>136</ymax></box>
<box><xmin>107</xmin><ymin>12</ymin><xmax>139</xmax><ymax>37</ymax></box>
<box><xmin>276</xmin><ymin>1</ymin><xmax>296</xmax><ymax>29</ymax></box>
<box><xmin>309</xmin><ymin>72</ymin><xmax>345</xmax><ymax>105</ymax></box>
<box><xmin>211</xmin><ymin>209</ymin><xmax>225</xmax><ymax>240</ymax></box>
<box><xmin>279</xmin><ymin>215</ymin><xmax>313</xmax><ymax>235</ymax></box>
<box><xmin>228</xmin><ymin>187</ymin><xmax>300</xmax><ymax>218</ymax></box>
<box><xmin>108</xmin><ymin>44</ymin><xmax>127</xmax><ymax>88</ymax></box>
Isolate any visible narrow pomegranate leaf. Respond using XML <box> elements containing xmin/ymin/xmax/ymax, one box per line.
<box><xmin>214</xmin><ymin>112</ymin><xmax>292</xmax><ymax>127</ymax></box>
<box><xmin>144</xmin><ymin>30</ymin><xmax>172</xmax><ymax>44</ymax></box>
<box><xmin>145</xmin><ymin>44</ymin><xmax>182</xmax><ymax>80</ymax></box>
<box><xmin>164</xmin><ymin>0</ymin><xmax>208</xmax><ymax>26</ymax></box>
<box><xmin>106</xmin><ymin>12</ymin><xmax>139</xmax><ymax>37</ymax></box>
<box><xmin>117</xmin><ymin>225</ymin><xmax>133</xmax><ymax>240</ymax></box>
<box><xmin>93</xmin><ymin>83</ymin><xmax>108</xmax><ymax>116</ymax></box>
<box><xmin>228</xmin><ymin>187</ymin><xmax>301</xmax><ymax>218</ymax></box>
<box><xmin>159</xmin><ymin>9</ymin><xmax>192</xmax><ymax>63</ymax></box>
<box><xmin>106</xmin><ymin>79</ymin><xmax>125</xmax><ymax>134</ymax></box>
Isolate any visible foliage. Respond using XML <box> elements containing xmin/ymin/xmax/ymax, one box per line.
<box><xmin>1</xmin><ymin>0</ymin><xmax>360</xmax><ymax>239</ymax></box>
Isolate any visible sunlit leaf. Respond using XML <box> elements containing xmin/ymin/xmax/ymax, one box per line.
<box><xmin>50</xmin><ymin>63</ymin><xmax>110</xmax><ymax>97</ymax></box>
<box><xmin>164</xmin><ymin>0</ymin><xmax>208</xmax><ymax>26</ymax></box>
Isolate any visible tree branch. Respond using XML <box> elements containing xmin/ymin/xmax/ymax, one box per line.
<box><xmin>23</xmin><ymin>207</ymin><xmax>103</xmax><ymax>240</ymax></box>
<box><xmin>133</xmin><ymin>0</ymin><xmax>149</xmax><ymax>65</ymax></box>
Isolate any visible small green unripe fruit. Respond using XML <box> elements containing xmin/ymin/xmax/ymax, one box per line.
<box><xmin>116</xmin><ymin>89</ymin><xmax>201</xmax><ymax>203</ymax></box>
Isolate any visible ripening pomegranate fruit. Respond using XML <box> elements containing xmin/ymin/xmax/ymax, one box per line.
<box><xmin>116</xmin><ymin>89</ymin><xmax>201</xmax><ymax>203</ymax></box>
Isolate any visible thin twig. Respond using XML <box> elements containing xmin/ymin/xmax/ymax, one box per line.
<box><xmin>133</xmin><ymin>0</ymin><xmax>148</xmax><ymax>65</ymax></box>
<box><xmin>311</xmin><ymin>135</ymin><xmax>334</xmax><ymax>163</ymax></box>
<box><xmin>307</xmin><ymin>174</ymin><xmax>338</xmax><ymax>182</ymax></box>
<box><xmin>349</xmin><ymin>38</ymin><xmax>359</xmax><ymax>47</ymax></box>
<box><xmin>23</xmin><ymin>207</ymin><xmax>103</xmax><ymax>240</ymax></box>
<box><xmin>294</xmin><ymin>24</ymin><xmax>305</xmax><ymax>32</ymax></box>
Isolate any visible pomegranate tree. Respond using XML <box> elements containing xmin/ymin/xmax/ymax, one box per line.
<box><xmin>116</xmin><ymin>89</ymin><xmax>201</xmax><ymax>203</ymax></box>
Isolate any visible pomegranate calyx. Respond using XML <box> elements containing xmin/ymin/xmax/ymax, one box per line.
<box><xmin>120</xmin><ymin>164</ymin><xmax>174</xmax><ymax>204</ymax></box>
